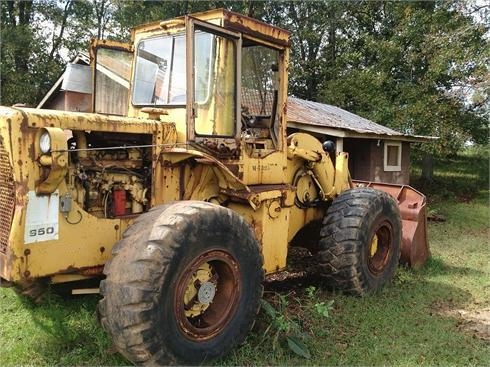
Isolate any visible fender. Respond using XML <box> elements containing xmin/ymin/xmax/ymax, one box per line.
<box><xmin>160</xmin><ymin>145</ymin><xmax>260</xmax><ymax>206</ymax></box>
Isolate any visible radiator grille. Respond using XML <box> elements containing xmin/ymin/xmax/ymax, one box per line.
<box><xmin>0</xmin><ymin>138</ymin><xmax>15</xmax><ymax>254</ymax></box>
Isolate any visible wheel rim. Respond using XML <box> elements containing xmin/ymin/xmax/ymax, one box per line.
<box><xmin>367</xmin><ymin>220</ymin><xmax>393</xmax><ymax>275</ymax></box>
<box><xmin>174</xmin><ymin>250</ymin><xmax>240</xmax><ymax>340</ymax></box>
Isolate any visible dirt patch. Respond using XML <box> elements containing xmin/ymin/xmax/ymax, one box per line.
<box><xmin>453</xmin><ymin>308</ymin><xmax>490</xmax><ymax>342</ymax></box>
<box><xmin>432</xmin><ymin>300</ymin><xmax>490</xmax><ymax>342</ymax></box>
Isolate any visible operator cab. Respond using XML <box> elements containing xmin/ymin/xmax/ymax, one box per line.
<box><xmin>91</xmin><ymin>9</ymin><xmax>290</xmax><ymax>161</ymax></box>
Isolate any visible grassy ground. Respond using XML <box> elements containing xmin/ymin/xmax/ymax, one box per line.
<box><xmin>1</xmin><ymin>149</ymin><xmax>488</xmax><ymax>366</ymax></box>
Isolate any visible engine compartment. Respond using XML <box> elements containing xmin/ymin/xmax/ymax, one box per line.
<box><xmin>67</xmin><ymin>131</ymin><xmax>153</xmax><ymax>218</ymax></box>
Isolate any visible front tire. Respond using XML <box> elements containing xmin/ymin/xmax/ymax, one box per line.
<box><xmin>318</xmin><ymin>188</ymin><xmax>401</xmax><ymax>295</ymax></box>
<box><xmin>98</xmin><ymin>201</ymin><xmax>264</xmax><ymax>365</ymax></box>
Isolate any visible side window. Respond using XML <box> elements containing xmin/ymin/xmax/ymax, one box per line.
<box><xmin>241</xmin><ymin>46</ymin><xmax>278</xmax><ymax>117</ymax></box>
<box><xmin>168</xmin><ymin>36</ymin><xmax>186</xmax><ymax>103</ymax></box>
<box><xmin>241</xmin><ymin>44</ymin><xmax>281</xmax><ymax>148</ymax></box>
<box><xmin>94</xmin><ymin>47</ymin><xmax>132</xmax><ymax>115</ymax></box>
<box><xmin>132</xmin><ymin>32</ymin><xmax>213</xmax><ymax>106</ymax></box>
<box><xmin>194</xmin><ymin>33</ymin><xmax>214</xmax><ymax>104</ymax></box>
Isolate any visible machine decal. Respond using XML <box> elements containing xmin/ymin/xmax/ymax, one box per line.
<box><xmin>24</xmin><ymin>190</ymin><xmax>59</xmax><ymax>244</ymax></box>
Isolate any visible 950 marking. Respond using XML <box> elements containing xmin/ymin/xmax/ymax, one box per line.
<box><xmin>28</xmin><ymin>226</ymin><xmax>55</xmax><ymax>237</ymax></box>
<box><xmin>25</xmin><ymin>223</ymin><xmax>58</xmax><ymax>243</ymax></box>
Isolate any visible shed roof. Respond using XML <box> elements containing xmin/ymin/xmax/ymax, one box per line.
<box><xmin>37</xmin><ymin>54</ymin><xmax>90</xmax><ymax>109</ymax></box>
<box><xmin>287</xmin><ymin>97</ymin><xmax>435</xmax><ymax>142</ymax></box>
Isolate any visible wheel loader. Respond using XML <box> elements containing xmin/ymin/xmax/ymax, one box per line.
<box><xmin>0</xmin><ymin>9</ymin><xmax>429</xmax><ymax>364</ymax></box>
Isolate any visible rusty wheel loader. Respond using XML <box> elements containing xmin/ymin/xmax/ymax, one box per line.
<box><xmin>0</xmin><ymin>9</ymin><xmax>429</xmax><ymax>365</ymax></box>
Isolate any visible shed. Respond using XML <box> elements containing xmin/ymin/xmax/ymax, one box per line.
<box><xmin>38</xmin><ymin>54</ymin><xmax>92</xmax><ymax>112</ymax></box>
<box><xmin>287</xmin><ymin>97</ymin><xmax>434</xmax><ymax>185</ymax></box>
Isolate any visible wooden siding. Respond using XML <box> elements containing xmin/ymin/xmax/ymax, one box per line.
<box><xmin>344</xmin><ymin>139</ymin><xmax>410</xmax><ymax>185</ymax></box>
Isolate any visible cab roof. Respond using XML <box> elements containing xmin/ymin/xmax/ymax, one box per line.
<box><xmin>132</xmin><ymin>8</ymin><xmax>290</xmax><ymax>48</ymax></box>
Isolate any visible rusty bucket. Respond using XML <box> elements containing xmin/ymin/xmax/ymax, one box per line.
<box><xmin>353</xmin><ymin>180</ymin><xmax>430</xmax><ymax>267</ymax></box>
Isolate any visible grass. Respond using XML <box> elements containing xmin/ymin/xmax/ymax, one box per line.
<box><xmin>1</xmin><ymin>148</ymin><xmax>489</xmax><ymax>366</ymax></box>
<box><xmin>0</xmin><ymin>291</ymin><xmax>126</xmax><ymax>366</ymax></box>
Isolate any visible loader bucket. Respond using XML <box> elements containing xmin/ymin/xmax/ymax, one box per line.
<box><xmin>352</xmin><ymin>180</ymin><xmax>430</xmax><ymax>267</ymax></box>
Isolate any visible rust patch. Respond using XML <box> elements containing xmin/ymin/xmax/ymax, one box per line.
<box><xmin>80</xmin><ymin>266</ymin><xmax>104</xmax><ymax>276</ymax></box>
<box><xmin>250</xmin><ymin>218</ymin><xmax>262</xmax><ymax>244</ymax></box>
<box><xmin>58</xmin><ymin>265</ymin><xmax>104</xmax><ymax>276</ymax></box>
<box><xmin>224</xmin><ymin>11</ymin><xmax>290</xmax><ymax>47</ymax></box>
<box><xmin>179</xmin><ymin>164</ymin><xmax>186</xmax><ymax>200</ymax></box>
<box><xmin>224</xmin><ymin>163</ymin><xmax>239</xmax><ymax>176</ymax></box>
<box><xmin>0</xmin><ymin>137</ymin><xmax>15</xmax><ymax>254</ymax></box>
<box><xmin>220</xmin><ymin>187</ymin><xmax>250</xmax><ymax>201</ymax></box>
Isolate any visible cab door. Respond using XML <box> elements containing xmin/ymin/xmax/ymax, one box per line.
<box><xmin>185</xmin><ymin>17</ymin><xmax>242</xmax><ymax>158</ymax></box>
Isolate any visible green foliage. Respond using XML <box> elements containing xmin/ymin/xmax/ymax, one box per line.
<box><xmin>258</xmin><ymin>287</ymin><xmax>336</xmax><ymax>360</ymax></box>
<box><xmin>262</xmin><ymin>1</ymin><xmax>489</xmax><ymax>155</ymax></box>
<box><xmin>314</xmin><ymin>300</ymin><xmax>334</xmax><ymax>318</ymax></box>
<box><xmin>306</xmin><ymin>285</ymin><xmax>335</xmax><ymax>318</ymax></box>
<box><xmin>259</xmin><ymin>295</ymin><xmax>311</xmax><ymax>359</ymax></box>
<box><xmin>411</xmin><ymin>146</ymin><xmax>489</xmax><ymax>203</ymax></box>
<box><xmin>305</xmin><ymin>285</ymin><xmax>316</xmax><ymax>298</ymax></box>
<box><xmin>318</xmin><ymin>1</ymin><xmax>488</xmax><ymax>155</ymax></box>
<box><xmin>1</xmin><ymin>0</ymin><xmax>118</xmax><ymax>105</ymax></box>
<box><xmin>1</xmin><ymin>0</ymin><xmax>488</xmax><ymax>151</ymax></box>
<box><xmin>286</xmin><ymin>335</ymin><xmax>311</xmax><ymax>359</ymax></box>
<box><xmin>0</xmin><ymin>0</ymin><xmax>58</xmax><ymax>105</ymax></box>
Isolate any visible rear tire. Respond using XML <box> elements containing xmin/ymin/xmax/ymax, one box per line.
<box><xmin>318</xmin><ymin>188</ymin><xmax>401</xmax><ymax>295</ymax></box>
<box><xmin>98</xmin><ymin>201</ymin><xmax>264</xmax><ymax>365</ymax></box>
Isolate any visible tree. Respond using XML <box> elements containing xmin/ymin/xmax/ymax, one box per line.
<box><xmin>318</xmin><ymin>1</ymin><xmax>489</xmax><ymax>157</ymax></box>
<box><xmin>1</xmin><ymin>0</ymin><xmax>487</xmax><ymax>159</ymax></box>
<box><xmin>111</xmin><ymin>0</ymin><xmax>254</xmax><ymax>40</ymax></box>
<box><xmin>1</xmin><ymin>0</ymin><xmax>44</xmax><ymax>105</ymax></box>
<box><xmin>1</xmin><ymin>0</ymin><xmax>124</xmax><ymax>105</ymax></box>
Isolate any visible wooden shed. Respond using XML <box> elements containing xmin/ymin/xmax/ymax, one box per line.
<box><xmin>286</xmin><ymin>98</ymin><xmax>433</xmax><ymax>185</ymax></box>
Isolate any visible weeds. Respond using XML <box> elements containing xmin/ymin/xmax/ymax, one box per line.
<box><xmin>258</xmin><ymin>287</ymin><xmax>335</xmax><ymax>360</ymax></box>
<box><xmin>306</xmin><ymin>285</ymin><xmax>335</xmax><ymax>318</ymax></box>
<box><xmin>314</xmin><ymin>300</ymin><xmax>335</xmax><ymax>318</ymax></box>
<box><xmin>260</xmin><ymin>293</ymin><xmax>311</xmax><ymax>359</ymax></box>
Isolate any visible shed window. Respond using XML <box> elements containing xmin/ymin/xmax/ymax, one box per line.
<box><xmin>384</xmin><ymin>141</ymin><xmax>402</xmax><ymax>171</ymax></box>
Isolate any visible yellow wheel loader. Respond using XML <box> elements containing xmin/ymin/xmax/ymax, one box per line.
<box><xmin>0</xmin><ymin>9</ymin><xmax>429</xmax><ymax>364</ymax></box>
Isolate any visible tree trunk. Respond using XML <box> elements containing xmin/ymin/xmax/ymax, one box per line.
<box><xmin>421</xmin><ymin>153</ymin><xmax>434</xmax><ymax>182</ymax></box>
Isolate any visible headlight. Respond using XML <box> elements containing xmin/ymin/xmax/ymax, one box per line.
<box><xmin>39</xmin><ymin>131</ymin><xmax>51</xmax><ymax>153</ymax></box>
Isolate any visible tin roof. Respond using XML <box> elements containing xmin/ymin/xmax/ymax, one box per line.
<box><xmin>287</xmin><ymin>97</ymin><xmax>434</xmax><ymax>142</ymax></box>
<box><xmin>37</xmin><ymin>54</ymin><xmax>91</xmax><ymax>108</ymax></box>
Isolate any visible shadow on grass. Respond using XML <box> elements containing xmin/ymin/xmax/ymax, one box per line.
<box><xmin>13</xmin><ymin>290</ymin><xmax>126</xmax><ymax>365</ymax></box>
<box><xmin>235</xmin><ymin>257</ymin><xmax>488</xmax><ymax>366</ymax></box>
<box><xmin>416</xmin><ymin>256</ymin><xmax>486</xmax><ymax>278</ymax></box>
<box><xmin>411</xmin><ymin>152</ymin><xmax>489</xmax><ymax>204</ymax></box>
<box><xmin>7</xmin><ymin>253</ymin><xmax>487</xmax><ymax>366</ymax></box>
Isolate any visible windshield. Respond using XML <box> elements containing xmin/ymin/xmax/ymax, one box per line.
<box><xmin>132</xmin><ymin>33</ymin><xmax>213</xmax><ymax>106</ymax></box>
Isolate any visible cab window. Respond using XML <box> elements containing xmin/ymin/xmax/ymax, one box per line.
<box><xmin>132</xmin><ymin>33</ymin><xmax>214</xmax><ymax>106</ymax></box>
